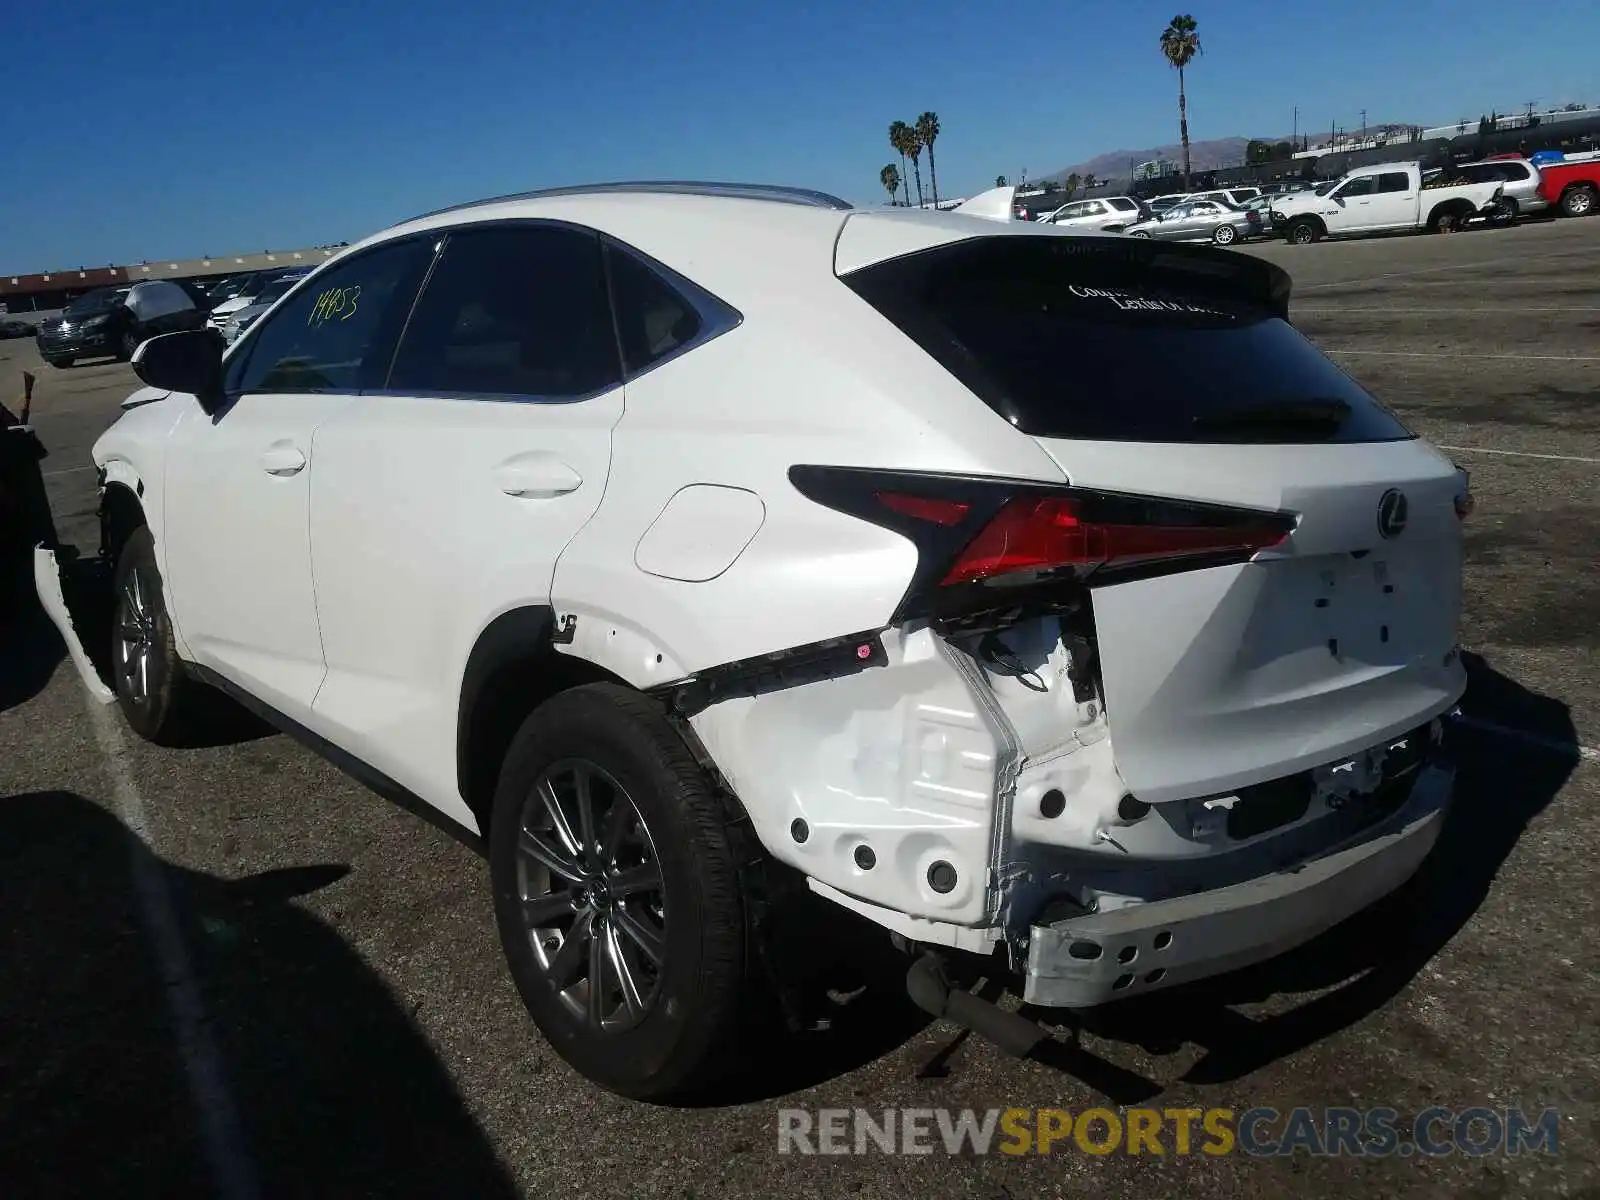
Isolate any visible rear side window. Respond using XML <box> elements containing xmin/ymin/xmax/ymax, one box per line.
<box><xmin>842</xmin><ymin>236</ymin><xmax>1413</xmax><ymax>445</ymax></box>
<box><xmin>605</xmin><ymin>244</ymin><xmax>702</xmax><ymax>375</ymax></box>
<box><xmin>1109</xmin><ymin>198</ymin><xmax>1138</xmax><ymax>212</ymax></box>
<box><xmin>1376</xmin><ymin>172</ymin><xmax>1411</xmax><ymax>193</ymax></box>
<box><xmin>387</xmin><ymin>225</ymin><xmax>620</xmax><ymax>398</ymax></box>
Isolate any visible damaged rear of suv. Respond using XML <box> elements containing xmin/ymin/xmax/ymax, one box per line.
<box><xmin>675</xmin><ymin>220</ymin><xmax>1467</xmax><ymax>1049</ymax></box>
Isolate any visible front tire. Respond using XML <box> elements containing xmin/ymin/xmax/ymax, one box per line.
<box><xmin>489</xmin><ymin>683</ymin><xmax>754</xmax><ymax>1100</ymax></box>
<box><xmin>1288</xmin><ymin>219</ymin><xmax>1320</xmax><ymax>245</ymax></box>
<box><xmin>46</xmin><ymin>356</ymin><xmax>73</xmax><ymax>369</ymax></box>
<box><xmin>112</xmin><ymin>526</ymin><xmax>202</xmax><ymax>744</ymax></box>
<box><xmin>118</xmin><ymin>327</ymin><xmax>142</xmax><ymax>361</ymax></box>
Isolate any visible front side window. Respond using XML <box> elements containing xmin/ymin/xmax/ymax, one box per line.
<box><xmin>230</xmin><ymin>239</ymin><xmax>434</xmax><ymax>395</ymax></box>
<box><xmin>386</xmin><ymin>224</ymin><xmax>620</xmax><ymax>399</ymax></box>
<box><xmin>1336</xmin><ymin>177</ymin><xmax>1377</xmax><ymax>198</ymax></box>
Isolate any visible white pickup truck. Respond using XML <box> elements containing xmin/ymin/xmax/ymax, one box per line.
<box><xmin>1270</xmin><ymin>161</ymin><xmax>1504</xmax><ymax>244</ymax></box>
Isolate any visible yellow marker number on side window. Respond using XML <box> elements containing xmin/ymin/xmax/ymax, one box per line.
<box><xmin>307</xmin><ymin>284</ymin><xmax>362</xmax><ymax>328</ymax></box>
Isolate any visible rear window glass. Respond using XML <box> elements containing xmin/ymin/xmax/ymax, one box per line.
<box><xmin>842</xmin><ymin>236</ymin><xmax>1413</xmax><ymax>444</ymax></box>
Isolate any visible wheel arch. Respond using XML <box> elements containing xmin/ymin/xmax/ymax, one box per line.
<box><xmin>99</xmin><ymin>478</ymin><xmax>146</xmax><ymax>563</ymax></box>
<box><xmin>456</xmin><ymin>605</ymin><xmax>636</xmax><ymax>831</ymax></box>
<box><xmin>1427</xmin><ymin>198</ymin><xmax>1474</xmax><ymax>226</ymax></box>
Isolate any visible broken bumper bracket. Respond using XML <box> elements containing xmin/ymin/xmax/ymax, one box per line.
<box><xmin>1021</xmin><ymin>760</ymin><xmax>1453</xmax><ymax>1007</ymax></box>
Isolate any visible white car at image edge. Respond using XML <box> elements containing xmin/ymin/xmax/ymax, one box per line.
<box><xmin>80</xmin><ymin>180</ymin><xmax>1472</xmax><ymax>1101</ymax></box>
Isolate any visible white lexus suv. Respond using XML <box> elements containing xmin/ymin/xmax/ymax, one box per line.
<box><xmin>88</xmin><ymin>181</ymin><xmax>1471</xmax><ymax>1100</ymax></box>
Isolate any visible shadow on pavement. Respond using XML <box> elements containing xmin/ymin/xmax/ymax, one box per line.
<box><xmin>0</xmin><ymin>790</ymin><xmax>520</xmax><ymax>1198</ymax></box>
<box><xmin>1042</xmin><ymin>649</ymin><xmax>1576</xmax><ymax>1091</ymax></box>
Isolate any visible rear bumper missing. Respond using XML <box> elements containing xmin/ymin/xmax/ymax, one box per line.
<box><xmin>1021</xmin><ymin>759</ymin><xmax>1452</xmax><ymax>1007</ymax></box>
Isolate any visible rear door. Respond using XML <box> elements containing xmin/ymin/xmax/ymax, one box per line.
<box><xmin>838</xmin><ymin>233</ymin><xmax>1467</xmax><ymax>803</ymax></box>
<box><xmin>306</xmin><ymin>222</ymin><xmax>625</xmax><ymax>821</ymax></box>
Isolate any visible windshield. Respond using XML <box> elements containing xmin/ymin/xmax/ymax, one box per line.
<box><xmin>65</xmin><ymin>288</ymin><xmax>125</xmax><ymax>314</ymax></box>
<box><xmin>255</xmin><ymin>277</ymin><xmax>303</xmax><ymax>306</ymax></box>
<box><xmin>842</xmin><ymin>236</ymin><xmax>1412</xmax><ymax>445</ymax></box>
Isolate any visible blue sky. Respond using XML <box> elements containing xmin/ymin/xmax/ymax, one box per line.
<box><xmin>4</xmin><ymin>0</ymin><xmax>1595</xmax><ymax>270</ymax></box>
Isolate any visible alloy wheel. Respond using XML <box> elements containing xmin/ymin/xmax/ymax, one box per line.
<box><xmin>516</xmin><ymin>759</ymin><xmax>667</xmax><ymax>1032</ymax></box>
<box><xmin>115</xmin><ymin>565</ymin><xmax>156</xmax><ymax>706</ymax></box>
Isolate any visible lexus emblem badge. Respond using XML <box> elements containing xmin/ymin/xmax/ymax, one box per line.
<box><xmin>1377</xmin><ymin>489</ymin><xmax>1408</xmax><ymax>539</ymax></box>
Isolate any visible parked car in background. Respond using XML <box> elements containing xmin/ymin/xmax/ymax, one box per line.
<box><xmin>0</xmin><ymin>315</ymin><xmax>37</xmax><ymax>339</ymax></box>
<box><xmin>202</xmin><ymin>273</ymin><xmax>260</xmax><ymax>307</ymax></box>
<box><xmin>35</xmin><ymin>286</ymin><xmax>132</xmax><ymax>366</ymax></box>
<box><xmin>1537</xmin><ymin>158</ymin><xmax>1600</xmax><ymax>217</ymax></box>
<box><xmin>1040</xmin><ymin>196</ymin><xmax>1146</xmax><ymax>232</ymax></box>
<box><xmin>1269</xmin><ymin>161</ymin><xmax>1503</xmax><ymax>244</ymax></box>
<box><xmin>1144</xmin><ymin>194</ymin><xmax>1186</xmax><ymax>214</ymax></box>
<box><xmin>37</xmin><ymin>281</ymin><xmax>210</xmax><ymax>367</ymax></box>
<box><xmin>1452</xmin><ymin>157</ymin><xmax>1547</xmax><ymax>220</ymax></box>
<box><xmin>221</xmin><ymin>270</ymin><xmax>312</xmax><ymax>345</ymax></box>
<box><xmin>207</xmin><ymin>268</ymin><xmax>309</xmax><ymax>332</ymax></box>
<box><xmin>1190</xmin><ymin>187</ymin><xmax>1262</xmax><ymax>207</ymax></box>
<box><xmin>1125</xmin><ymin>198</ymin><xmax>1262</xmax><ymax>244</ymax></box>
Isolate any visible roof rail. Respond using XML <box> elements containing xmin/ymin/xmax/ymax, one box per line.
<box><xmin>403</xmin><ymin>181</ymin><xmax>855</xmax><ymax>224</ymax></box>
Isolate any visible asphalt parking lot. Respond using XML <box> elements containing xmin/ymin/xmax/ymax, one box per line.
<box><xmin>2</xmin><ymin>216</ymin><xmax>1597</xmax><ymax>1199</ymax></box>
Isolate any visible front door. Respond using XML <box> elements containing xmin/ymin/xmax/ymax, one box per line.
<box><xmin>160</xmin><ymin>236</ymin><xmax>437</xmax><ymax>719</ymax></box>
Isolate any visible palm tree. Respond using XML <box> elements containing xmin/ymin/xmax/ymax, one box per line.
<box><xmin>880</xmin><ymin>163</ymin><xmax>901</xmax><ymax>205</ymax></box>
<box><xmin>1159</xmin><ymin>14</ymin><xmax>1202</xmax><ymax>189</ymax></box>
<box><xmin>1084</xmin><ymin>172</ymin><xmax>1098</xmax><ymax>189</ymax></box>
<box><xmin>1065</xmin><ymin>171</ymin><xmax>1081</xmax><ymax>199</ymax></box>
<box><xmin>888</xmin><ymin>121</ymin><xmax>914</xmax><ymax>206</ymax></box>
<box><xmin>915</xmin><ymin>111</ymin><xmax>941</xmax><ymax>206</ymax></box>
<box><xmin>995</xmin><ymin>174</ymin><xmax>1007</xmax><ymax>187</ymax></box>
<box><xmin>906</xmin><ymin>127</ymin><xmax>926</xmax><ymax>208</ymax></box>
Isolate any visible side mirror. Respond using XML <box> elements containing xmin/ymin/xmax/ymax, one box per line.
<box><xmin>133</xmin><ymin>330</ymin><xmax>225</xmax><ymax>415</ymax></box>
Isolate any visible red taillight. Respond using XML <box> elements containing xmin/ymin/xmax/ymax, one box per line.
<box><xmin>875</xmin><ymin>492</ymin><xmax>971</xmax><ymax>527</ymax></box>
<box><xmin>939</xmin><ymin>494</ymin><xmax>1291</xmax><ymax>586</ymax></box>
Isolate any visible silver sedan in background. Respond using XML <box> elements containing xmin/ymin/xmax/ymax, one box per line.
<box><xmin>1123</xmin><ymin>198</ymin><xmax>1263</xmax><ymax>245</ymax></box>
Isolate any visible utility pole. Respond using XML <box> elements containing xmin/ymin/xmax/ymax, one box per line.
<box><xmin>1360</xmin><ymin>109</ymin><xmax>1367</xmax><ymax>141</ymax></box>
<box><xmin>1293</xmin><ymin>105</ymin><xmax>1298</xmax><ymax>144</ymax></box>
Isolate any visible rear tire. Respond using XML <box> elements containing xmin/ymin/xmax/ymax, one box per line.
<box><xmin>1560</xmin><ymin>186</ymin><xmax>1595</xmax><ymax>218</ymax></box>
<box><xmin>111</xmin><ymin>526</ymin><xmax>203</xmax><ymax>744</ymax></box>
<box><xmin>1212</xmin><ymin>223</ymin><xmax>1238</xmax><ymax>245</ymax></box>
<box><xmin>1128</xmin><ymin>230</ymin><xmax>1151</xmax><ymax>238</ymax></box>
<box><xmin>1428</xmin><ymin>206</ymin><xmax>1466</xmax><ymax>233</ymax></box>
<box><xmin>488</xmin><ymin>683</ymin><xmax>754</xmax><ymax>1100</ymax></box>
<box><xmin>118</xmin><ymin>327</ymin><xmax>141</xmax><ymax>361</ymax></box>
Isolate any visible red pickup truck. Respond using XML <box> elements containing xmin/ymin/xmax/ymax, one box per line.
<box><xmin>1538</xmin><ymin>159</ymin><xmax>1599</xmax><ymax>217</ymax></box>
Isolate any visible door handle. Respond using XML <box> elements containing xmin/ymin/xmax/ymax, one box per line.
<box><xmin>259</xmin><ymin>444</ymin><xmax>307</xmax><ymax>476</ymax></box>
<box><xmin>494</xmin><ymin>459</ymin><xmax>582</xmax><ymax>498</ymax></box>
